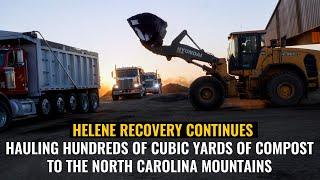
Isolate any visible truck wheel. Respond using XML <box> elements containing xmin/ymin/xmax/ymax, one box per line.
<box><xmin>38</xmin><ymin>96</ymin><xmax>53</xmax><ymax>117</ymax></box>
<box><xmin>112</xmin><ymin>95</ymin><xmax>119</xmax><ymax>101</ymax></box>
<box><xmin>66</xmin><ymin>93</ymin><xmax>77</xmax><ymax>113</ymax></box>
<box><xmin>267</xmin><ymin>72</ymin><xmax>304</xmax><ymax>106</ymax></box>
<box><xmin>53</xmin><ymin>94</ymin><xmax>65</xmax><ymax>114</ymax></box>
<box><xmin>77</xmin><ymin>93</ymin><xmax>89</xmax><ymax>113</ymax></box>
<box><xmin>189</xmin><ymin>76</ymin><xmax>225</xmax><ymax>111</ymax></box>
<box><xmin>89</xmin><ymin>93</ymin><xmax>99</xmax><ymax>112</ymax></box>
<box><xmin>0</xmin><ymin>101</ymin><xmax>12</xmax><ymax>131</ymax></box>
<box><xmin>138</xmin><ymin>91</ymin><xmax>144</xmax><ymax>98</ymax></box>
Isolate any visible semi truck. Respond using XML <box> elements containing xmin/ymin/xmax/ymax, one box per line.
<box><xmin>112</xmin><ymin>66</ymin><xmax>146</xmax><ymax>100</ymax></box>
<box><xmin>0</xmin><ymin>30</ymin><xmax>100</xmax><ymax>131</ymax></box>
<box><xmin>144</xmin><ymin>72</ymin><xmax>162</xmax><ymax>94</ymax></box>
<box><xmin>128</xmin><ymin>13</ymin><xmax>320</xmax><ymax>110</ymax></box>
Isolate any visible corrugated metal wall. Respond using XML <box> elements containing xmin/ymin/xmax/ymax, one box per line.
<box><xmin>300</xmin><ymin>0</ymin><xmax>320</xmax><ymax>32</ymax></box>
<box><xmin>265</xmin><ymin>0</ymin><xmax>320</xmax><ymax>46</ymax></box>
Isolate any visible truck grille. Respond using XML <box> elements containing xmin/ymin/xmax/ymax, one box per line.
<box><xmin>118</xmin><ymin>79</ymin><xmax>134</xmax><ymax>89</ymax></box>
<box><xmin>145</xmin><ymin>81</ymin><xmax>154</xmax><ymax>88</ymax></box>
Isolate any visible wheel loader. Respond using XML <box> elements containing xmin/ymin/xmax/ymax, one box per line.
<box><xmin>128</xmin><ymin>13</ymin><xmax>320</xmax><ymax>110</ymax></box>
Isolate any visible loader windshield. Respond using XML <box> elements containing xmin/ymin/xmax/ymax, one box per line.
<box><xmin>228</xmin><ymin>37</ymin><xmax>239</xmax><ymax>59</ymax></box>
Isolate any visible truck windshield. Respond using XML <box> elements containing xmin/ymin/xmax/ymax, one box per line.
<box><xmin>0</xmin><ymin>50</ymin><xmax>7</xmax><ymax>67</ymax></box>
<box><xmin>145</xmin><ymin>75</ymin><xmax>156</xmax><ymax>79</ymax></box>
<box><xmin>116</xmin><ymin>69</ymin><xmax>138</xmax><ymax>78</ymax></box>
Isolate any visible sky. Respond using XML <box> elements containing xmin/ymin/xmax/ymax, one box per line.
<box><xmin>0</xmin><ymin>0</ymin><xmax>279</xmax><ymax>94</ymax></box>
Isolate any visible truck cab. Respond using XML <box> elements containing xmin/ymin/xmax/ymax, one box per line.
<box><xmin>0</xmin><ymin>30</ymin><xmax>100</xmax><ymax>131</ymax></box>
<box><xmin>0</xmin><ymin>48</ymin><xmax>28</xmax><ymax>96</ymax></box>
<box><xmin>112</xmin><ymin>67</ymin><xmax>146</xmax><ymax>100</ymax></box>
<box><xmin>144</xmin><ymin>72</ymin><xmax>162</xmax><ymax>94</ymax></box>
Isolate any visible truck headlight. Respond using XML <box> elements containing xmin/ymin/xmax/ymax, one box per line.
<box><xmin>113</xmin><ymin>84</ymin><xmax>119</xmax><ymax>89</ymax></box>
<box><xmin>134</xmin><ymin>83</ymin><xmax>140</xmax><ymax>88</ymax></box>
<box><xmin>154</xmin><ymin>83</ymin><xmax>160</xmax><ymax>88</ymax></box>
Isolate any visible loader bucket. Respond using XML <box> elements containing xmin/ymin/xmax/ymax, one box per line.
<box><xmin>127</xmin><ymin>13</ymin><xmax>167</xmax><ymax>48</ymax></box>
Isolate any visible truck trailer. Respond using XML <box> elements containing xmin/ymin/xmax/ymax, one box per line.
<box><xmin>0</xmin><ymin>30</ymin><xmax>100</xmax><ymax>131</ymax></box>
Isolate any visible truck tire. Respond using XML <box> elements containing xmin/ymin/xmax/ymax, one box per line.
<box><xmin>52</xmin><ymin>94</ymin><xmax>65</xmax><ymax>114</ymax></box>
<box><xmin>137</xmin><ymin>91</ymin><xmax>144</xmax><ymax>99</ymax></box>
<box><xmin>38</xmin><ymin>96</ymin><xmax>53</xmax><ymax>118</ymax></box>
<box><xmin>77</xmin><ymin>93</ymin><xmax>89</xmax><ymax>113</ymax></box>
<box><xmin>189</xmin><ymin>76</ymin><xmax>225</xmax><ymax>111</ymax></box>
<box><xmin>89</xmin><ymin>93</ymin><xmax>99</xmax><ymax>113</ymax></box>
<box><xmin>112</xmin><ymin>95</ymin><xmax>119</xmax><ymax>101</ymax></box>
<box><xmin>0</xmin><ymin>101</ymin><xmax>12</xmax><ymax>132</ymax></box>
<box><xmin>66</xmin><ymin>93</ymin><xmax>77</xmax><ymax>113</ymax></box>
<box><xmin>143</xmin><ymin>89</ymin><xmax>147</xmax><ymax>96</ymax></box>
<box><xmin>267</xmin><ymin>72</ymin><xmax>304</xmax><ymax>106</ymax></box>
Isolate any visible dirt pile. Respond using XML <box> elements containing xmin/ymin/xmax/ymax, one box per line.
<box><xmin>162</xmin><ymin>83</ymin><xmax>189</xmax><ymax>94</ymax></box>
<box><xmin>162</xmin><ymin>77</ymin><xmax>190</xmax><ymax>87</ymax></box>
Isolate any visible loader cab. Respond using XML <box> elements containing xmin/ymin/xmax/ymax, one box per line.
<box><xmin>227</xmin><ymin>30</ymin><xmax>266</xmax><ymax>74</ymax></box>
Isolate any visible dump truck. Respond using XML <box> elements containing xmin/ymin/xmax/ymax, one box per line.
<box><xmin>128</xmin><ymin>13</ymin><xmax>320</xmax><ymax>110</ymax></box>
<box><xmin>0</xmin><ymin>30</ymin><xmax>100</xmax><ymax>130</ymax></box>
<box><xmin>144</xmin><ymin>72</ymin><xmax>162</xmax><ymax>94</ymax></box>
<box><xmin>111</xmin><ymin>66</ymin><xmax>146</xmax><ymax>100</ymax></box>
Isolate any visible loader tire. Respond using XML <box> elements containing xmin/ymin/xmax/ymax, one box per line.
<box><xmin>267</xmin><ymin>72</ymin><xmax>304</xmax><ymax>107</ymax></box>
<box><xmin>189</xmin><ymin>76</ymin><xmax>225</xmax><ymax>111</ymax></box>
<box><xmin>0</xmin><ymin>101</ymin><xmax>12</xmax><ymax>132</ymax></box>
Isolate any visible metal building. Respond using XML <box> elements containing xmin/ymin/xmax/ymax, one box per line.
<box><xmin>265</xmin><ymin>0</ymin><xmax>320</xmax><ymax>46</ymax></box>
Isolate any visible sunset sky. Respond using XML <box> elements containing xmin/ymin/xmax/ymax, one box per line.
<box><xmin>1</xmin><ymin>0</ymin><xmax>279</xmax><ymax>94</ymax></box>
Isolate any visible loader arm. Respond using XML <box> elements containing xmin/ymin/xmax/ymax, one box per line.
<box><xmin>128</xmin><ymin>13</ymin><xmax>238</xmax><ymax>111</ymax></box>
<box><xmin>128</xmin><ymin>13</ymin><xmax>220</xmax><ymax>73</ymax></box>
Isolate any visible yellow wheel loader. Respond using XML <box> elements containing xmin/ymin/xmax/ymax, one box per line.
<box><xmin>128</xmin><ymin>13</ymin><xmax>320</xmax><ymax>110</ymax></box>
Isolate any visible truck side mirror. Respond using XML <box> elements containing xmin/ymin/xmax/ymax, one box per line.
<box><xmin>16</xmin><ymin>49</ymin><xmax>24</xmax><ymax>66</ymax></box>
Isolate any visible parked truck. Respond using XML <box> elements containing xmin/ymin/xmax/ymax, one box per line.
<box><xmin>144</xmin><ymin>72</ymin><xmax>162</xmax><ymax>94</ymax></box>
<box><xmin>0</xmin><ymin>30</ymin><xmax>100</xmax><ymax>131</ymax></box>
<box><xmin>112</xmin><ymin>66</ymin><xmax>146</xmax><ymax>100</ymax></box>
